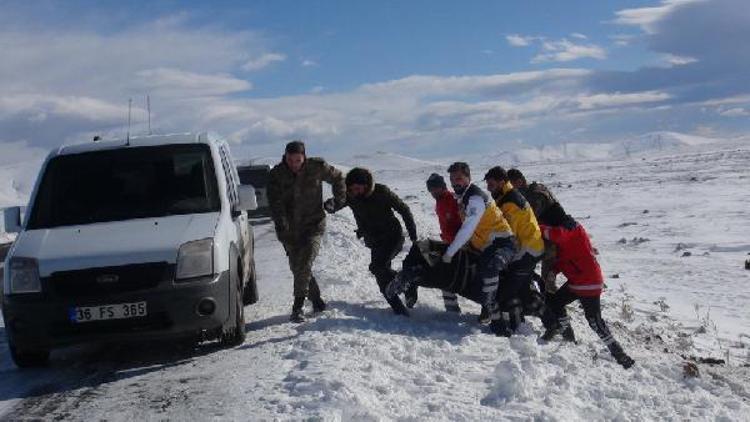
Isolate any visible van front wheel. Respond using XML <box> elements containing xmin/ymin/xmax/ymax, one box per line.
<box><xmin>9</xmin><ymin>341</ymin><xmax>50</xmax><ymax>368</ymax></box>
<box><xmin>220</xmin><ymin>266</ymin><xmax>246</xmax><ymax>347</ymax></box>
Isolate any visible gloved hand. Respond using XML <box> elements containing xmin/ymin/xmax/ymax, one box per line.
<box><xmin>442</xmin><ymin>253</ymin><xmax>453</xmax><ymax>264</ymax></box>
<box><xmin>323</xmin><ymin>198</ymin><xmax>337</xmax><ymax>214</ymax></box>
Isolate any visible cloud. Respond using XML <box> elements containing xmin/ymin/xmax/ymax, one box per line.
<box><xmin>719</xmin><ymin>107</ymin><xmax>750</xmax><ymax>117</ymax></box>
<box><xmin>612</xmin><ymin>0</ymin><xmax>704</xmax><ymax>33</ymax></box>
<box><xmin>594</xmin><ymin>0</ymin><xmax>750</xmax><ymax>106</ymax></box>
<box><xmin>1</xmin><ymin>1</ymin><xmax>749</xmax><ymax>162</ymax></box>
<box><xmin>241</xmin><ymin>53</ymin><xmax>287</xmax><ymax>71</ymax></box>
<box><xmin>136</xmin><ymin>68</ymin><xmax>252</xmax><ymax>96</ymax></box>
<box><xmin>301</xmin><ymin>59</ymin><xmax>318</xmax><ymax>67</ymax></box>
<box><xmin>610</xmin><ymin>34</ymin><xmax>636</xmax><ymax>47</ymax></box>
<box><xmin>506</xmin><ymin>34</ymin><xmax>536</xmax><ymax>47</ymax></box>
<box><xmin>662</xmin><ymin>54</ymin><xmax>698</xmax><ymax>66</ymax></box>
<box><xmin>575</xmin><ymin>91</ymin><xmax>671</xmax><ymax>110</ymax></box>
<box><xmin>570</xmin><ymin>33</ymin><xmax>588</xmax><ymax>40</ymax></box>
<box><xmin>532</xmin><ymin>39</ymin><xmax>607</xmax><ymax>63</ymax></box>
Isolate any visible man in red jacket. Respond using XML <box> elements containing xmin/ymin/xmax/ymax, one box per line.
<box><xmin>540</xmin><ymin>213</ymin><xmax>635</xmax><ymax>369</ymax></box>
<box><xmin>426</xmin><ymin>173</ymin><xmax>463</xmax><ymax>313</ymax></box>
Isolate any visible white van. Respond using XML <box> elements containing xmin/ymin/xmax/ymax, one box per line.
<box><xmin>2</xmin><ymin>133</ymin><xmax>258</xmax><ymax>367</ymax></box>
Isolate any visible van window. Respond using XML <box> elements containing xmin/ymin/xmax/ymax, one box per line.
<box><xmin>218</xmin><ymin>145</ymin><xmax>239</xmax><ymax>209</ymax></box>
<box><xmin>27</xmin><ymin>144</ymin><xmax>220</xmax><ymax>229</ymax></box>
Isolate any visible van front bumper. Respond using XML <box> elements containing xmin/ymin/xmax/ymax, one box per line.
<box><xmin>2</xmin><ymin>271</ymin><xmax>231</xmax><ymax>349</ymax></box>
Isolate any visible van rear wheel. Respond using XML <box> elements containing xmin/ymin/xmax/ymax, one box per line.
<box><xmin>9</xmin><ymin>341</ymin><xmax>50</xmax><ymax>368</ymax></box>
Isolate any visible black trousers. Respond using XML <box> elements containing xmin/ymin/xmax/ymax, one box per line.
<box><xmin>499</xmin><ymin>253</ymin><xmax>541</xmax><ymax>323</ymax></box>
<box><xmin>368</xmin><ymin>234</ymin><xmax>408</xmax><ymax>312</ymax></box>
<box><xmin>547</xmin><ymin>283</ymin><xmax>618</xmax><ymax>347</ymax></box>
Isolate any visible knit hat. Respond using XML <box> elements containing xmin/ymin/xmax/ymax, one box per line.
<box><xmin>284</xmin><ymin>140</ymin><xmax>306</xmax><ymax>155</ymax></box>
<box><xmin>426</xmin><ymin>173</ymin><xmax>447</xmax><ymax>190</ymax></box>
<box><xmin>345</xmin><ymin>167</ymin><xmax>373</xmax><ymax>187</ymax></box>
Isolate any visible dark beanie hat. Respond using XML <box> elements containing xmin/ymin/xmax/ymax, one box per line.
<box><xmin>483</xmin><ymin>166</ymin><xmax>508</xmax><ymax>181</ymax></box>
<box><xmin>285</xmin><ymin>140</ymin><xmax>306</xmax><ymax>155</ymax></box>
<box><xmin>426</xmin><ymin>173</ymin><xmax>447</xmax><ymax>189</ymax></box>
<box><xmin>345</xmin><ymin>167</ymin><xmax>373</xmax><ymax>187</ymax></box>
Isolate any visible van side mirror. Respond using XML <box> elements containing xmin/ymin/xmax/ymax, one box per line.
<box><xmin>237</xmin><ymin>185</ymin><xmax>258</xmax><ymax>211</ymax></box>
<box><xmin>3</xmin><ymin>206</ymin><xmax>23</xmax><ymax>233</ymax></box>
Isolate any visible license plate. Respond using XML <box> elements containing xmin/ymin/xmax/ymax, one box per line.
<box><xmin>69</xmin><ymin>301</ymin><xmax>147</xmax><ymax>323</ymax></box>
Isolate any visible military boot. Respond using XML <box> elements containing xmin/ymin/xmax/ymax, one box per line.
<box><xmin>308</xmin><ymin>277</ymin><xmax>327</xmax><ymax>313</ymax></box>
<box><xmin>290</xmin><ymin>297</ymin><xmax>306</xmax><ymax>323</ymax></box>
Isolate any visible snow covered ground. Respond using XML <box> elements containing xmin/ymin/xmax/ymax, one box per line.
<box><xmin>0</xmin><ymin>138</ymin><xmax>749</xmax><ymax>420</ymax></box>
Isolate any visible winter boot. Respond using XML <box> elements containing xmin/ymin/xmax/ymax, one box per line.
<box><xmin>506</xmin><ymin>298</ymin><xmax>524</xmax><ymax>332</ymax></box>
<box><xmin>308</xmin><ymin>277</ymin><xmax>327</xmax><ymax>313</ymax></box>
<box><xmin>311</xmin><ymin>297</ymin><xmax>327</xmax><ymax>313</ymax></box>
<box><xmin>405</xmin><ymin>285</ymin><xmax>418</xmax><ymax>309</ymax></box>
<box><xmin>387</xmin><ymin>296</ymin><xmax>410</xmax><ymax>316</ymax></box>
<box><xmin>561</xmin><ymin>325</ymin><xmax>577</xmax><ymax>342</ymax></box>
<box><xmin>290</xmin><ymin>297</ymin><xmax>306</xmax><ymax>323</ymax></box>
<box><xmin>385</xmin><ymin>272</ymin><xmax>412</xmax><ymax>299</ymax></box>
<box><xmin>540</xmin><ymin>326</ymin><xmax>559</xmax><ymax>341</ymax></box>
<box><xmin>490</xmin><ymin>317</ymin><xmax>512</xmax><ymax>337</ymax></box>
<box><xmin>608</xmin><ymin>342</ymin><xmax>635</xmax><ymax>369</ymax></box>
<box><xmin>478</xmin><ymin>306</ymin><xmax>491</xmax><ymax>325</ymax></box>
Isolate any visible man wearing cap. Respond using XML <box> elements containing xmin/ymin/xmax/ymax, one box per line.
<box><xmin>268</xmin><ymin>140</ymin><xmax>346</xmax><ymax>322</ymax></box>
<box><xmin>426</xmin><ymin>173</ymin><xmax>463</xmax><ymax>313</ymax></box>
<box><xmin>328</xmin><ymin>167</ymin><xmax>418</xmax><ymax>315</ymax></box>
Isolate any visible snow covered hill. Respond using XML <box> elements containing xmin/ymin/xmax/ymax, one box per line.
<box><xmin>469</xmin><ymin>131</ymin><xmax>725</xmax><ymax>167</ymax></box>
<box><xmin>0</xmin><ymin>140</ymin><xmax>749</xmax><ymax>420</ymax></box>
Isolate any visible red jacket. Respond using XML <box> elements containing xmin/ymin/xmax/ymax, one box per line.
<box><xmin>540</xmin><ymin>223</ymin><xmax>603</xmax><ymax>297</ymax></box>
<box><xmin>436</xmin><ymin>190</ymin><xmax>461</xmax><ymax>243</ymax></box>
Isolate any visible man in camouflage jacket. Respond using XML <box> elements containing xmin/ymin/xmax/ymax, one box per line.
<box><xmin>268</xmin><ymin>141</ymin><xmax>346</xmax><ymax>322</ymax></box>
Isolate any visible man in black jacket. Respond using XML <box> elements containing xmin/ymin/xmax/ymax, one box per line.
<box><xmin>327</xmin><ymin>167</ymin><xmax>418</xmax><ymax>314</ymax></box>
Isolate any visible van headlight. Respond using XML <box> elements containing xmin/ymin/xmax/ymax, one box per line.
<box><xmin>7</xmin><ymin>257</ymin><xmax>41</xmax><ymax>294</ymax></box>
<box><xmin>176</xmin><ymin>239</ymin><xmax>214</xmax><ymax>281</ymax></box>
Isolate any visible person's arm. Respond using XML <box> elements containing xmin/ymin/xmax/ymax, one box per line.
<box><xmin>445</xmin><ymin>195</ymin><xmax>485</xmax><ymax>258</ymax></box>
<box><xmin>320</xmin><ymin>160</ymin><xmax>346</xmax><ymax>210</ymax></box>
<box><xmin>386</xmin><ymin>186</ymin><xmax>417</xmax><ymax>241</ymax></box>
<box><xmin>266</xmin><ymin>170</ymin><xmax>288</xmax><ymax>236</ymax></box>
<box><xmin>540</xmin><ymin>224</ymin><xmax>565</xmax><ymax>244</ymax></box>
<box><xmin>437</xmin><ymin>199</ymin><xmax>455</xmax><ymax>243</ymax></box>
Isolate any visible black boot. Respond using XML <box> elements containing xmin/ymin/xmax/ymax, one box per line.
<box><xmin>478</xmin><ymin>306</ymin><xmax>491</xmax><ymax>325</ymax></box>
<box><xmin>290</xmin><ymin>297</ymin><xmax>305</xmax><ymax>323</ymax></box>
<box><xmin>405</xmin><ymin>285</ymin><xmax>418</xmax><ymax>309</ymax></box>
<box><xmin>308</xmin><ymin>277</ymin><xmax>327</xmax><ymax>313</ymax></box>
<box><xmin>506</xmin><ymin>298</ymin><xmax>524</xmax><ymax>332</ymax></box>
<box><xmin>491</xmin><ymin>318</ymin><xmax>512</xmax><ymax>337</ymax></box>
<box><xmin>608</xmin><ymin>342</ymin><xmax>635</xmax><ymax>369</ymax></box>
<box><xmin>561</xmin><ymin>326</ymin><xmax>577</xmax><ymax>342</ymax></box>
<box><xmin>387</xmin><ymin>296</ymin><xmax>409</xmax><ymax>316</ymax></box>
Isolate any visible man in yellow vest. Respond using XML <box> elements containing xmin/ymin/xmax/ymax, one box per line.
<box><xmin>443</xmin><ymin>162</ymin><xmax>518</xmax><ymax>336</ymax></box>
<box><xmin>484</xmin><ymin>166</ymin><xmax>546</xmax><ymax>335</ymax></box>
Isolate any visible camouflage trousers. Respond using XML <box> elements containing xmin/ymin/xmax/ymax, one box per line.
<box><xmin>283</xmin><ymin>236</ymin><xmax>322</xmax><ymax>299</ymax></box>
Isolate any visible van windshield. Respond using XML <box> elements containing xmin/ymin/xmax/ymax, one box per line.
<box><xmin>27</xmin><ymin>144</ymin><xmax>221</xmax><ymax>229</ymax></box>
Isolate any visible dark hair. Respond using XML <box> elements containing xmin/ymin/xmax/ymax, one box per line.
<box><xmin>483</xmin><ymin>166</ymin><xmax>508</xmax><ymax>182</ymax></box>
<box><xmin>507</xmin><ymin>168</ymin><xmax>526</xmax><ymax>183</ymax></box>
<box><xmin>285</xmin><ymin>140</ymin><xmax>306</xmax><ymax>155</ymax></box>
<box><xmin>447</xmin><ymin>162</ymin><xmax>471</xmax><ymax>178</ymax></box>
<box><xmin>345</xmin><ymin>167</ymin><xmax>373</xmax><ymax>187</ymax></box>
<box><xmin>426</xmin><ymin>173</ymin><xmax>446</xmax><ymax>190</ymax></box>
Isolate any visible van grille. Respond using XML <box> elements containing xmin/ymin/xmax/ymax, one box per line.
<box><xmin>46</xmin><ymin>262</ymin><xmax>174</xmax><ymax>298</ymax></box>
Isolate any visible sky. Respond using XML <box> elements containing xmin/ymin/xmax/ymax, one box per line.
<box><xmin>1</xmin><ymin>0</ymin><xmax>749</xmax><ymax>161</ymax></box>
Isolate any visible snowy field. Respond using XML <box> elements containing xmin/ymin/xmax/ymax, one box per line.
<box><xmin>1</xmin><ymin>136</ymin><xmax>749</xmax><ymax>420</ymax></box>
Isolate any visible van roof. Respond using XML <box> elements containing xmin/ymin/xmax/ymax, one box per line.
<box><xmin>54</xmin><ymin>133</ymin><xmax>217</xmax><ymax>157</ymax></box>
